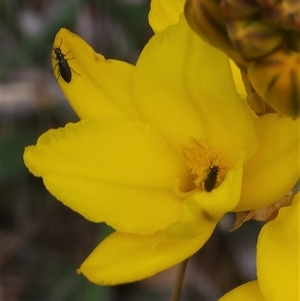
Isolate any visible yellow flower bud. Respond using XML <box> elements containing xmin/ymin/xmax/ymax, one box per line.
<box><xmin>220</xmin><ymin>0</ymin><xmax>259</xmax><ymax>20</ymax></box>
<box><xmin>226</xmin><ymin>19</ymin><xmax>283</xmax><ymax>59</ymax></box>
<box><xmin>248</xmin><ymin>50</ymin><xmax>300</xmax><ymax>118</ymax></box>
<box><xmin>184</xmin><ymin>0</ymin><xmax>247</xmax><ymax>70</ymax></box>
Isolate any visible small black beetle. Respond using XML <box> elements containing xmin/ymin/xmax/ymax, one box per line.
<box><xmin>52</xmin><ymin>39</ymin><xmax>72</xmax><ymax>83</ymax></box>
<box><xmin>204</xmin><ymin>160</ymin><xmax>220</xmax><ymax>192</ymax></box>
<box><xmin>49</xmin><ymin>39</ymin><xmax>80</xmax><ymax>83</ymax></box>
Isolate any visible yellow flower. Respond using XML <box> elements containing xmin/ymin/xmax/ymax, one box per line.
<box><xmin>149</xmin><ymin>0</ymin><xmax>186</xmax><ymax>33</ymax></box>
<box><xmin>23</xmin><ymin>2</ymin><xmax>299</xmax><ymax>285</ymax></box>
<box><xmin>218</xmin><ymin>192</ymin><xmax>300</xmax><ymax>301</ymax></box>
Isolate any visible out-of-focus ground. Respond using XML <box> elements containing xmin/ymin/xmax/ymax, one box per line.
<box><xmin>1</xmin><ymin>1</ymin><xmax>260</xmax><ymax>300</ymax></box>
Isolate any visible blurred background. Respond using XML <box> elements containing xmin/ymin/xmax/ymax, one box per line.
<box><xmin>1</xmin><ymin>0</ymin><xmax>261</xmax><ymax>300</ymax></box>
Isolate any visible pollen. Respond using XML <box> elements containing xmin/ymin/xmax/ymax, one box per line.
<box><xmin>180</xmin><ymin>138</ymin><xmax>226</xmax><ymax>189</ymax></box>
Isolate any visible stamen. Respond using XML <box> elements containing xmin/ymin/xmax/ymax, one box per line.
<box><xmin>178</xmin><ymin>138</ymin><xmax>226</xmax><ymax>194</ymax></box>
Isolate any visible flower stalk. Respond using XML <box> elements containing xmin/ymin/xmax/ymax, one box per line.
<box><xmin>170</xmin><ymin>260</ymin><xmax>189</xmax><ymax>301</ymax></box>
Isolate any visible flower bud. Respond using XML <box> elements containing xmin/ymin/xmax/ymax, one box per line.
<box><xmin>261</xmin><ymin>0</ymin><xmax>300</xmax><ymax>31</ymax></box>
<box><xmin>248</xmin><ymin>50</ymin><xmax>300</xmax><ymax>118</ymax></box>
<box><xmin>184</xmin><ymin>0</ymin><xmax>300</xmax><ymax>117</ymax></box>
<box><xmin>220</xmin><ymin>0</ymin><xmax>259</xmax><ymax>20</ymax></box>
<box><xmin>184</xmin><ymin>0</ymin><xmax>247</xmax><ymax>70</ymax></box>
<box><xmin>226</xmin><ymin>19</ymin><xmax>283</xmax><ymax>59</ymax></box>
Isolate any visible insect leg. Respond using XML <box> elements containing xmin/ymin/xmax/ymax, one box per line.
<box><xmin>70</xmin><ymin>67</ymin><xmax>81</xmax><ymax>76</ymax></box>
<box><xmin>51</xmin><ymin>62</ymin><xmax>59</xmax><ymax>74</ymax></box>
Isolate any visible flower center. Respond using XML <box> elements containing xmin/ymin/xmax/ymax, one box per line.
<box><xmin>176</xmin><ymin>138</ymin><xmax>227</xmax><ymax>197</ymax></box>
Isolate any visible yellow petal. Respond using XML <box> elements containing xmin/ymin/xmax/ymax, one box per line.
<box><xmin>134</xmin><ymin>16</ymin><xmax>256</xmax><ymax>166</ymax></box>
<box><xmin>230</xmin><ymin>60</ymin><xmax>247</xmax><ymax>100</ymax></box>
<box><xmin>218</xmin><ymin>281</ymin><xmax>265</xmax><ymax>301</ymax></box>
<box><xmin>189</xmin><ymin>152</ymin><xmax>245</xmax><ymax>222</ymax></box>
<box><xmin>24</xmin><ymin>118</ymin><xmax>184</xmax><ymax>234</ymax></box>
<box><xmin>78</xmin><ymin>229</ymin><xmax>214</xmax><ymax>285</ymax></box>
<box><xmin>149</xmin><ymin>0</ymin><xmax>185</xmax><ymax>33</ymax></box>
<box><xmin>52</xmin><ymin>28</ymin><xmax>141</xmax><ymax>120</ymax></box>
<box><xmin>257</xmin><ymin>192</ymin><xmax>300</xmax><ymax>301</ymax></box>
<box><xmin>237</xmin><ymin>114</ymin><xmax>300</xmax><ymax>211</ymax></box>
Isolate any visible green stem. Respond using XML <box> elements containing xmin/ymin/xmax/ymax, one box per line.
<box><xmin>170</xmin><ymin>259</ymin><xmax>189</xmax><ymax>301</ymax></box>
